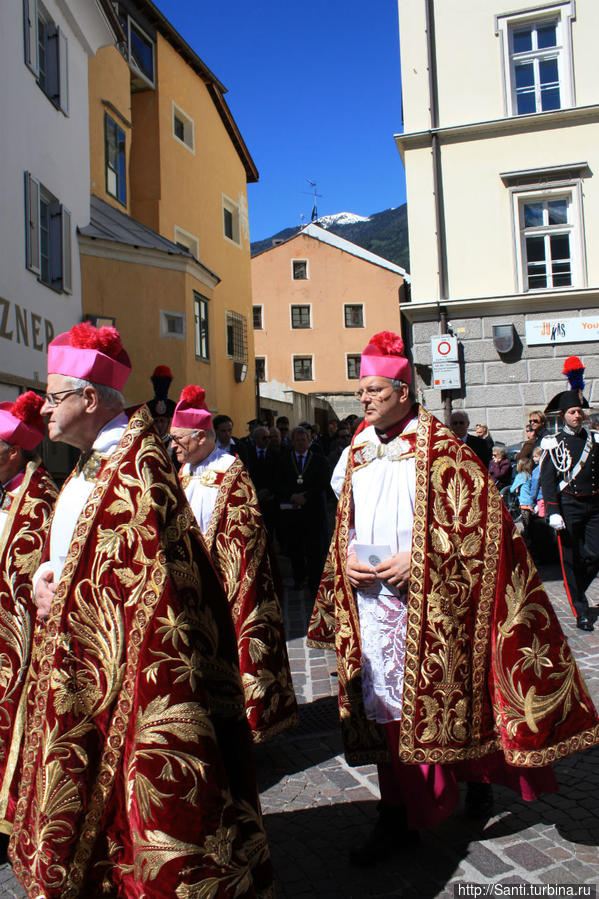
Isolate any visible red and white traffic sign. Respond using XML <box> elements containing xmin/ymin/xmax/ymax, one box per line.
<box><xmin>431</xmin><ymin>334</ymin><xmax>458</xmax><ymax>363</ymax></box>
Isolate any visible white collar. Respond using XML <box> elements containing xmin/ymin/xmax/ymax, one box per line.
<box><xmin>92</xmin><ymin>412</ymin><xmax>129</xmax><ymax>452</ymax></box>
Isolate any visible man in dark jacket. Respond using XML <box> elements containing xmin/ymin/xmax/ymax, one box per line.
<box><xmin>450</xmin><ymin>411</ymin><xmax>491</xmax><ymax>467</ymax></box>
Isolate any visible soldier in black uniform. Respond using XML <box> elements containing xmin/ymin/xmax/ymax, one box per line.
<box><xmin>540</xmin><ymin>389</ymin><xmax>599</xmax><ymax>632</ymax></box>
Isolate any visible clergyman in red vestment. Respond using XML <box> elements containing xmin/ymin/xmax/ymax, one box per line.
<box><xmin>0</xmin><ymin>393</ymin><xmax>57</xmax><ymax>840</ymax></box>
<box><xmin>10</xmin><ymin>324</ymin><xmax>273</xmax><ymax>898</ymax></box>
<box><xmin>308</xmin><ymin>330</ymin><xmax>599</xmax><ymax>866</ymax></box>
<box><xmin>170</xmin><ymin>385</ymin><xmax>298</xmax><ymax>742</ymax></box>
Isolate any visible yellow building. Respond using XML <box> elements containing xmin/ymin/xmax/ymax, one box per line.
<box><xmin>252</xmin><ymin>224</ymin><xmax>409</xmax><ymax>421</ymax></box>
<box><xmin>82</xmin><ymin>0</ymin><xmax>258</xmax><ymax>421</ymax></box>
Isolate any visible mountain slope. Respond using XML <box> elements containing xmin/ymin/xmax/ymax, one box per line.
<box><xmin>251</xmin><ymin>204</ymin><xmax>410</xmax><ymax>272</ymax></box>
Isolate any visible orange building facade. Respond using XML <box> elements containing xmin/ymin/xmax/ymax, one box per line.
<box><xmin>81</xmin><ymin>0</ymin><xmax>258</xmax><ymax>422</ymax></box>
<box><xmin>251</xmin><ymin>224</ymin><xmax>409</xmax><ymax>419</ymax></box>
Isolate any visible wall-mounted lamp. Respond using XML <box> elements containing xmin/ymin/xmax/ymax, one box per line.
<box><xmin>84</xmin><ymin>314</ymin><xmax>116</xmax><ymax>328</ymax></box>
<box><xmin>234</xmin><ymin>362</ymin><xmax>248</xmax><ymax>383</ymax></box>
<box><xmin>492</xmin><ymin>324</ymin><xmax>516</xmax><ymax>354</ymax></box>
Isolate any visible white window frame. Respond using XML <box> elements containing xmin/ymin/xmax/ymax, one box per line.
<box><xmin>290</xmin><ymin>304</ymin><xmax>312</xmax><ymax>330</ymax></box>
<box><xmin>292</xmin><ymin>354</ymin><xmax>314</xmax><ymax>382</ymax></box>
<box><xmin>194</xmin><ymin>293</ymin><xmax>210</xmax><ymax>361</ymax></box>
<box><xmin>343</xmin><ymin>303</ymin><xmax>365</xmax><ymax>328</ymax></box>
<box><xmin>255</xmin><ymin>356</ymin><xmax>267</xmax><ymax>382</ymax></box>
<box><xmin>172</xmin><ymin>102</ymin><xmax>195</xmax><ymax>153</ymax></box>
<box><xmin>252</xmin><ymin>305</ymin><xmax>264</xmax><ymax>330</ymax></box>
<box><xmin>222</xmin><ymin>194</ymin><xmax>241</xmax><ymax>246</ymax></box>
<box><xmin>159</xmin><ymin>309</ymin><xmax>186</xmax><ymax>339</ymax></box>
<box><xmin>126</xmin><ymin>15</ymin><xmax>155</xmax><ymax>88</ymax></box>
<box><xmin>291</xmin><ymin>258</ymin><xmax>309</xmax><ymax>280</ymax></box>
<box><xmin>495</xmin><ymin>3</ymin><xmax>575</xmax><ymax>118</ymax></box>
<box><xmin>345</xmin><ymin>353</ymin><xmax>361</xmax><ymax>380</ymax></box>
<box><xmin>510</xmin><ymin>181</ymin><xmax>586</xmax><ymax>293</ymax></box>
<box><xmin>174</xmin><ymin>225</ymin><xmax>199</xmax><ymax>258</ymax></box>
<box><xmin>26</xmin><ymin>0</ymin><xmax>69</xmax><ymax>114</ymax></box>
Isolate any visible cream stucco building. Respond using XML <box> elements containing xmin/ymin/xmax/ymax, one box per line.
<box><xmin>396</xmin><ymin>0</ymin><xmax>599</xmax><ymax>442</ymax></box>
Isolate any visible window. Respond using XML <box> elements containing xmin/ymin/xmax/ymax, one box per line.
<box><xmin>293</xmin><ymin>356</ymin><xmax>313</xmax><ymax>381</ymax></box>
<box><xmin>225</xmin><ymin>311</ymin><xmax>248</xmax><ymax>362</ymax></box>
<box><xmin>346</xmin><ymin>355</ymin><xmax>361</xmax><ymax>379</ymax></box>
<box><xmin>496</xmin><ymin>4</ymin><xmax>575</xmax><ymax>117</ymax></box>
<box><xmin>194</xmin><ymin>293</ymin><xmax>209</xmax><ymax>361</ymax></box>
<box><xmin>291</xmin><ymin>305</ymin><xmax>311</xmax><ymax>329</ymax></box>
<box><xmin>129</xmin><ymin>19</ymin><xmax>154</xmax><ymax>87</ymax></box>
<box><xmin>24</xmin><ymin>171</ymin><xmax>71</xmax><ymax>293</ymax></box>
<box><xmin>514</xmin><ymin>185</ymin><xmax>585</xmax><ymax>291</ymax></box>
<box><xmin>344</xmin><ymin>304</ymin><xmax>364</xmax><ymax>328</ymax></box>
<box><xmin>255</xmin><ymin>357</ymin><xmax>266</xmax><ymax>382</ymax></box>
<box><xmin>253</xmin><ymin>306</ymin><xmax>263</xmax><ymax>329</ymax></box>
<box><xmin>292</xmin><ymin>259</ymin><xmax>308</xmax><ymax>280</ymax></box>
<box><xmin>23</xmin><ymin>0</ymin><xmax>69</xmax><ymax>113</ymax></box>
<box><xmin>160</xmin><ymin>310</ymin><xmax>185</xmax><ymax>338</ymax></box>
<box><xmin>104</xmin><ymin>113</ymin><xmax>127</xmax><ymax>206</ymax></box>
<box><xmin>172</xmin><ymin>103</ymin><xmax>194</xmax><ymax>152</ymax></box>
<box><xmin>174</xmin><ymin>226</ymin><xmax>199</xmax><ymax>258</ymax></box>
<box><xmin>223</xmin><ymin>196</ymin><xmax>240</xmax><ymax>245</ymax></box>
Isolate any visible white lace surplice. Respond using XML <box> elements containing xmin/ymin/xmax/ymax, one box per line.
<box><xmin>183</xmin><ymin>447</ymin><xmax>235</xmax><ymax>534</ymax></box>
<box><xmin>351</xmin><ymin>423</ymin><xmax>416</xmax><ymax>723</ymax></box>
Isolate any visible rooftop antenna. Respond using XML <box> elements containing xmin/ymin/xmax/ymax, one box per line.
<box><xmin>303</xmin><ymin>179</ymin><xmax>322</xmax><ymax>221</ymax></box>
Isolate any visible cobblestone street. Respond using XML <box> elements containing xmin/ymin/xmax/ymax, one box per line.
<box><xmin>1</xmin><ymin>562</ymin><xmax>598</xmax><ymax>897</ymax></box>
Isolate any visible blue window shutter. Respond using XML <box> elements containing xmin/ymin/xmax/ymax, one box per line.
<box><xmin>61</xmin><ymin>207</ymin><xmax>72</xmax><ymax>294</ymax></box>
<box><xmin>46</xmin><ymin>24</ymin><xmax>59</xmax><ymax>106</ymax></box>
<box><xmin>24</xmin><ymin>172</ymin><xmax>41</xmax><ymax>275</ymax></box>
<box><xmin>49</xmin><ymin>200</ymin><xmax>63</xmax><ymax>290</ymax></box>
<box><xmin>23</xmin><ymin>0</ymin><xmax>39</xmax><ymax>75</ymax></box>
<box><xmin>58</xmin><ymin>27</ymin><xmax>69</xmax><ymax>114</ymax></box>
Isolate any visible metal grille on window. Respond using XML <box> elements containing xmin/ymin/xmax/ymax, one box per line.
<box><xmin>226</xmin><ymin>311</ymin><xmax>247</xmax><ymax>362</ymax></box>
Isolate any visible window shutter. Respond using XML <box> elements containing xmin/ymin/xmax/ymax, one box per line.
<box><xmin>61</xmin><ymin>206</ymin><xmax>72</xmax><ymax>294</ymax></box>
<box><xmin>49</xmin><ymin>200</ymin><xmax>63</xmax><ymax>291</ymax></box>
<box><xmin>46</xmin><ymin>24</ymin><xmax>59</xmax><ymax>107</ymax></box>
<box><xmin>24</xmin><ymin>172</ymin><xmax>41</xmax><ymax>275</ymax></box>
<box><xmin>23</xmin><ymin>0</ymin><xmax>39</xmax><ymax>75</ymax></box>
<box><xmin>58</xmin><ymin>27</ymin><xmax>69</xmax><ymax>114</ymax></box>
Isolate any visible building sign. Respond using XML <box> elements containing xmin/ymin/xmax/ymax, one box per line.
<box><xmin>431</xmin><ymin>334</ymin><xmax>458</xmax><ymax>362</ymax></box>
<box><xmin>430</xmin><ymin>335</ymin><xmax>461</xmax><ymax>389</ymax></box>
<box><xmin>525</xmin><ymin>317</ymin><xmax>599</xmax><ymax>345</ymax></box>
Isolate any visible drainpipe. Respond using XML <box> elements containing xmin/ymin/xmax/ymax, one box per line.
<box><xmin>425</xmin><ymin>0</ymin><xmax>451</xmax><ymax>423</ymax></box>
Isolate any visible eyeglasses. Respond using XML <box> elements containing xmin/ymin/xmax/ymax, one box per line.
<box><xmin>529</xmin><ymin>418</ymin><xmax>542</xmax><ymax>425</ymax></box>
<box><xmin>168</xmin><ymin>431</ymin><xmax>199</xmax><ymax>446</ymax></box>
<box><xmin>354</xmin><ymin>386</ymin><xmax>393</xmax><ymax>401</ymax></box>
<box><xmin>43</xmin><ymin>388</ymin><xmax>85</xmax><ymax>408</ymax></box>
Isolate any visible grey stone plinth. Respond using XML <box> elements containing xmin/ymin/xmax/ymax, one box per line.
<box><xmin>450</xmin><ymin>317</ymin><xmax>483</xmax><ymax>339</ymax></box>
<box><xmin>461</xmin><ymin>362</ymin><xmax>485</xmax><ymax>384</ymax></box>
<box><xmin>463</xmin><ymin>339</ymin><xmax>498</xmax><ymax>363</ymax></box>
<box><xmin>412</xmin><ymin>320</ymin><xmax>447</xmax><ymax>342</ymax></box>
<box><xmin>485</xmin><ymin>361</ymin><xmax>529</xmax><ymax>383</ymax></box>
<box><xmin>462</xmin><ymin>385</ymin><xmax>521</xmax><ymax>407</ymax></box>
<box><xmin>519</xmin><ymin>383</ymin><xmax>547</xmax><ymax>403</ymax></box>
<box><xmin>487</xmin><ymin>406</ymin><xmax>527</xmax><ymax>430</ymax></box>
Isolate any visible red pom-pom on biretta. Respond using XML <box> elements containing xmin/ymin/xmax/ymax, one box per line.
<box><xmin>152</xmin><ymin>365</ymin><xmax>173</xmax><ymax>379</ymax></box>
<box><xmin>12</xmin><ymin>391</ymin><xmax>44</xmax><ymax>426</ymax></box>
<box><xmin>69</xmin><ymin>322</ymin><xmax>123</xmax><ymax>359</ymax></box>
<box><xmin>180</xmin><ymin>385</ymin><xmax>205</xmax><ymax>407</ymax></box>
<box><xmin>368</xmin><ymin>331</ymin><xmax>405</xmax><ymax>356</ymax></box>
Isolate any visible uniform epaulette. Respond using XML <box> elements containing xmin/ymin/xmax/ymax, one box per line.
<box><xmin>541</xmin><ymin>436</ymin><xmax>558</xmax><ymax>450</ymax></box>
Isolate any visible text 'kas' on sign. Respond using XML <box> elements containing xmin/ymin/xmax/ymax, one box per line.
<box><xmin>525</xmin><ymin>317</ymin><xmax>599</xmax><ymax>345</ymax></box>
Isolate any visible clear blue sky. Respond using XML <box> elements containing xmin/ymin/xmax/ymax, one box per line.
<box><xmin>155</xmin><ymin>0</ymin><xmax>406</xmax><ymax>242</ymax></box>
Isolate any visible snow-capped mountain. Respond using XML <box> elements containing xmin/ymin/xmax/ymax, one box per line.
<box><xmin>315</xmin><ymin>212</ymin><xmax>371</xmax><ymax>228</ymax></box>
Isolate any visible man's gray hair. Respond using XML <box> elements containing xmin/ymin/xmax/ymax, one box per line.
<box><xmin>252</xmin><ymin>425</ymin><xmax>269</xmax><ymax>440</ymax></box>
<box><xmin>389</xmin><ymin>378</ymin><xmax>415</xmax><ymax>403</ymax></box>
<box><xmin>66</xmin><ymin>377</ymin><xmax>124</xmax><ymax>411</ymax></box>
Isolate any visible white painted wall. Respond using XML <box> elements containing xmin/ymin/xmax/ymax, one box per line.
<box><xmin>0</xmin><ymin>0</ymin><xmax>114</xmax><ymax>389</ymax></box>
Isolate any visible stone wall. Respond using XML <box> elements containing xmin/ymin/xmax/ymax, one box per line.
<box><xmin>410</xmin><ymin>309</ymin><xmax>599</xmax><ymax>445</ymax></box>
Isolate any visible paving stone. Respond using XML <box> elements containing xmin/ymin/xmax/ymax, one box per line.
<box><xmin>465</xmin><ymin>843</ymin><xmax>514</xmax><ymax>876</ymax></box>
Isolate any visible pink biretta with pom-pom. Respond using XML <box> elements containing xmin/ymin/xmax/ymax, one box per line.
<box><xmin>0</xmin><ymin>391</ymin><xmax>46</xmax><ymax>450</ymax></box>
<box><xmin>172</xmin><ymin>386</ymin><xmax>212</xmax><ymax>431</ymax></box>
<box><xmin>359</xmin><ymin>331</ymin><xmax>412</xmax><ymax>385</ymax></box>
<box><xmin>47</xmin><ymin>322</ymin><xmax>131</xmax><ymax>391</ymax></box>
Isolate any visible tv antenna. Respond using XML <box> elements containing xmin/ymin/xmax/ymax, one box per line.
<box><xmin>303</xmin><ymin>179</ymin><xmax>322</xmax><ymax>221</ymax></box>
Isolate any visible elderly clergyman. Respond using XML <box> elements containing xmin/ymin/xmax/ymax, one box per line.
<box><xmin>0</xmin><ymin>393</ymin><xmax>57</xmax><ymax>842</ymax></box>
<box><xmin>170</xmin><ymin>385</ymin><xmax>298</xmax><ymax>742</ymax></box>
<box><xmin>309</xmin><ymin>330</ymin><xmax>599</xmax><ymax>866</ymax></box>
<box><xmin>10</xmin><ymin>324</ymin><xmax>272</xmax><ymax>897</ymax></box>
